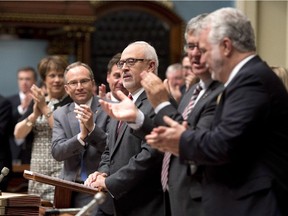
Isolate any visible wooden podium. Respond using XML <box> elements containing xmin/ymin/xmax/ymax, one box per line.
<box><xmin>23</xmin><ymin>170</ymin><xmax>100</xmax><ymax>215</ymax></box>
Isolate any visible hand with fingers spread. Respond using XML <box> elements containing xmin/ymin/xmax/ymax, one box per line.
<box><xmin>145</xmin><ymin>116</ymin><xmax>188</xmax><ymax>156</ymax></box>
<box><xmin>99</xmin><ymin>90</ymin><xmax>138</xmax><ymax>122</ymax></box>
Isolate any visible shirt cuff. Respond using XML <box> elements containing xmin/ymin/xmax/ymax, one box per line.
<box><xmin>77</xmin><ymin>133</ymin><xmax>86</xmax><ymax>146</ymax></box>
<box><xmin>128</xmin><ymin>110</ymin><xmax>144</xmax><ymax>130</ymax></box>
<box><xmin>154</xmin><ymin>101</ymin><xmax>171</xmax><ymax>114</ymax></box>
<box><xmin>17</xmin><ymin>105</ymin><xmax>25</xmax><ymax>115</ymax></box>
<box><xmin>88</xmin><ymin>124</ymin><xmax>95</xmax><ymax>135</ymax></box>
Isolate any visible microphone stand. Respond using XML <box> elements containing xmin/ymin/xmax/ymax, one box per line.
<box><xmin>0</xmin><ymin>167</ymin><xmax>10</xmax><ymax>195</ymax></box>
<box><xmin>75</xmin><ymin>192</ymin><xmax>106</xmax><ymax>216</ymax></box>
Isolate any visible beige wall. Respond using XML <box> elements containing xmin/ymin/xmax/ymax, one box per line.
<box><xmin>237</xmin><ymin>1</ymin><xmax>288</xmax><ymax>68</ymax></box>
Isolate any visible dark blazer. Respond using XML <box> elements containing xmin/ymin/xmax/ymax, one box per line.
<box><xmin>158</xmin><ymin>81</ymin><xmax>223</xmax><ymax>216</ymax></box>
<box><xmin>8</xmin><ymin>94</ymin><xmax>33</xmax><ymax>164</ymax></box>
<box><xmin>98</xmin><ymin>91</ymin><xmax>164</xmax><ymax>216</ymax></box>
<box><xmin>0</xmin><ymin>95</ymin><xmax>12</xmax><ymax>191</ymax></box>
<box><xmin>52</xmin><ymin>96</ymin><xmax>109</xmax><ymax>181</ymax></box>
<box><xmin>138</xmin><ymin>81</ymin><xmax>223</xmax><ymax>216</ymax></box>
<box><xmin>180</xmin><ymin>56</ymin><xmax>288</xmax><ymax>216</ymax></box>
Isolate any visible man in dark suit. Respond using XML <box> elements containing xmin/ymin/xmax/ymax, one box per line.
<box><xmin>85</xmin><ymin>41</ymin><xmax>164</xmax><ymax>216</ymax></box>
<box><xmin>8</xmin><ymin>66</ymin><xmax>37</xmax><ymax>164</ymax></box>
<box><xmin>0</xmin><ymin>95</ymin><xmax>13</xmax><ymax>191</ymax></box>
<box><xmin>144</xmin><ymin>7</ymin><xmax>288</xmax><ymax>216</ymax></box>
<box><xmin>97</xmin><ymin>14</ymin><xmax>222</xmax><ymax>216</ymax></box>
<box><xmin>95</xmin><ymin>14</ymin><xmax>224</xmax><ymax>216</ymax></box>
<box><xmin>51</xmin><ymin>62</ymin><xmax>109</xmax><ymax>213</ymax></box>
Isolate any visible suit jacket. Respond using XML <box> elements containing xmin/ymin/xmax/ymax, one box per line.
<box><xmin>52</xmin><ymin>96</ymin><xmax>109</xmax><ymax>181</ymax></box>
<box><xmin>98</xmin><ymin>91</ymin><xmax>164</xmax><ymax>216</ymax></box>
<box><xmin>138</xmin><ymin>81</ymin><xmax>223</xmax><ymax>216</ymax></box>
<box><xmin>180</xmin><ymin>56</ymin><xmax>288</xmax><ymax>216</ymax></box>
<box><xmin>159</xmin><ymin>81</ymin><xmax>223</xmax><ymax>216</ymax></box>
<box><xmin>0</xmin><ymin>95</ymin><xmax>12</xmax><ymax>191</ymax></box>
<box><xmin>8</xmin><ymin>94</ymin><xmax>33</xmax><ymax>163</ymax></box>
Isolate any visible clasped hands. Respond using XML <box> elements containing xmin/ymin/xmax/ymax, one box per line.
<box><xmin>84</xmin><ymin>171</ymin><xmax>107</xmax><ymax>190</ymax></box>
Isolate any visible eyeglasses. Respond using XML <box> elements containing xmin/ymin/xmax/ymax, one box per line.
<box><xmin>184</xmin><ymin>43</ymin><xmax>199</xmax><ymax>52</ymax></box>
<box><xmin>117</xmin><ymin>58</ymin><xmax>145</xmax><ymax>69</ymax></box>
<box><xmin>183</xmin><ymin>66</ymin><xmax>192</xmax><ymax>70</ymax></box>
<box><xmin>66</xmin><ymin>78</ymin><xmax>92</xmax><ymax>89</ymax></box>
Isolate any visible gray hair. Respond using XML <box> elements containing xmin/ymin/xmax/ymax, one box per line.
<box><xmin>126</xmin><ymin>41</ymin><xmax>159</xmax><ymax>74</ymax></box>
<box><xmin>165</xmin><ymin>63</ymin><xmax>183</xmax><ymax>77</ymax></box>
<box><xmin>203</xmin><ymin>7</ymin><xmax>256</xmax><ymax>52</ymax></box>
<box><xmin>185</xmin><ymin>13</ymin><xmax>208</xmax><ymax>40</ymax></box>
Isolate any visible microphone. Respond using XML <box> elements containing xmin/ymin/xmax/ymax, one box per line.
<box><xmin>75</xmin><ymin>191</ymin><xmax>106</xmax><ymax>216</ymax></box>
<box><xmin>0</xmin><ymin>167</ymin><xmax>9</xmax><ymax>183</ymax></box>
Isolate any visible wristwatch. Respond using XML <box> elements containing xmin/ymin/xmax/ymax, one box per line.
<box><xmin>25</xmin><ymin>118</ymin><xmax>34</xmax><ymax>127</ymax></box>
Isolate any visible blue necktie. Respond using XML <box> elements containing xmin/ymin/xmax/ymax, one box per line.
<box><xmin>80</xmin><ymin>152</ymin><xmax>87</xmax><ymax>181</ymax></box>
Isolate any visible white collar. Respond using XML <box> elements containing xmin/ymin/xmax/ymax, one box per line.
<box><xmin>74</xmin><ymin>97</ymin><xmax>93</xmax><ymax>108</ymax></box>
<box><xmin>225</xmin><ymin>54</ymin><xmax>256</xmax><ymax>87</ymax></box>
<box><xmin>130</xmin><ymin>88</ymin><xmax>144</xmax><ymax>103</ymax></box>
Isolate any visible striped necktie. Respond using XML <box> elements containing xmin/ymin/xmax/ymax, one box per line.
<box><xmin>161</xmin><ymin>83</ymin><xmax>202</xmax><ymax>191</ymax></box>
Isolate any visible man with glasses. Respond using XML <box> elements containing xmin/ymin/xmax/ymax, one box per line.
<box><xmin>93</xmin><ymin>15</ymin><xmax>224</xmax><ymax>216</ymax></box>
<box><xmin>181</xmin><ymin>53</ymin><xmax>198</xmax><ymax>94</ymax></box>
<box><xmin>52</xmin><ymin>62</ymin><xmax>110</xmax><ymax>214</ymax></box>
<box><xmin>85</xmin><ymin>41</ymin><xmax>165</xmax><ymax>216</ymax></box>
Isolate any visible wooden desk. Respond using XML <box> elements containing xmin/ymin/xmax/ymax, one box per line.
<box><xmin>12</xmin><ymin>164</ymin><xmax>30</xmax><ymax>173</ymax></box>
<box><xmin>7</xmin><ymin>164</ymin><xmax>30</xmax><ymax>193</ymax></box>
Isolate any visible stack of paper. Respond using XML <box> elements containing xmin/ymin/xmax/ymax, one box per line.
<box><xmin>0</xmin><ymin>192</ymin><xmax>40</xmax><ymax>215</ymax></box>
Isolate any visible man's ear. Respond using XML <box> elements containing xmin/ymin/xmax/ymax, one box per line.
<box><xmin>222</xmin><ymin>37</ymin><xmax>232</xmax><ymax>57</ymax></box>
<box><xmin>148</xmin><ymin>61</ymin><xmax>156</xmax><ymax>73</ymax></box>
<box><xmin>64</xmin><ymin>85</ymin><xmax>69</xmax><ymax>94</ymax></box>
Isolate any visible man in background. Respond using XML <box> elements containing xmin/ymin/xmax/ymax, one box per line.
<box><xmin>164</xmin><ymin>63</ymin><xmax>185</xmax><ymax>103</ymax></box>
<box><xmin>8</xmin><ymin>66</ymin><xmax>37</xmax><ymax>165</ymax></box>
<box><xmin>98</xmin><ymin>53</ymin><xmax>129</xmax><ymax>101</ymax></box>
<box><xmin>181</xmin><ymin>53</ymin><xmax>198</xmax><ymax>93</ymax></box>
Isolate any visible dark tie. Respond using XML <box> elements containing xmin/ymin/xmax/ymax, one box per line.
<box><xmin>161</xmin><ymin>83</ymin><xmax>203</xmax><ymax>191</ymax></box>
<box><xmin>116</xmin><ymin>94</ymin><xmax>133</xmax><ymax>137</ymax></box>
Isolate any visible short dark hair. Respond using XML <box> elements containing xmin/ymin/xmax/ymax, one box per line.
<box><xmin>17</xmin><ymin>66</ymin><xmax>37</xmax><ymax>81</ymax></box>
<box><xmin>107</xmin><ymin>53</ymin><xmax>121</xmax><ymax>74</ymax></box>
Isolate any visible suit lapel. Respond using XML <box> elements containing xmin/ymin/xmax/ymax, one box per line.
<box><xmin>178</xmin><ymin>85</ymin><xmax>196</xmax><ymax>113</ymax></box>
<box><xmin>67</xmin><ymin>103</ymin><xmax>80</xmax><ymax>135</ymax></box>
<box><xmin>110</xmin><ymin>91</ymin><xmax>146</xmax><ymax>156</ymax></box>
<box><xmin>90</xmin><ymin>96</ymin><xmax>100</xmax><ymax>122</ymax></box>
<box><xmin>186</xmin><ymin>81</ymin><xmax>223</xmax><ymax>124</ymax></box>
<box><xmin>109</xmin><ymin>119</ymin><xmax>119</xmax><ymax>156</ymax></box>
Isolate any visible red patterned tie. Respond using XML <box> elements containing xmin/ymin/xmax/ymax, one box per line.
<box><xmin>161</xmin><ymin>83</ymin><xmax>202</xmax><ymax>191</ymax></box>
